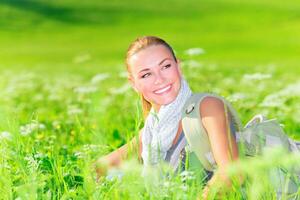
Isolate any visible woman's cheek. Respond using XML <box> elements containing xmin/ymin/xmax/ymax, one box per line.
<box><xmin>136</xmin><ymin>81</ymin><xmax>150</xmax><ymax>94</ymax></box>
<box><xmin>142</xmin><ymin>77</ymin><xmax>154</xmax><ymax>87</ymax></box>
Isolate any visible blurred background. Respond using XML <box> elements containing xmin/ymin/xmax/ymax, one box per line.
<box><xmin>1</xmin><ymin>0</ymin><xmax>299</xmax><ymax>73</ymax></box>
<box><xmin>0</xmin><ymin>0</ymin><xmax>300</xmax><ymax>143</ymax></box>
<box><xmin>0</xmin><ymin>0</ymin><xmax>300</xmax><ymax>199</ymax></box>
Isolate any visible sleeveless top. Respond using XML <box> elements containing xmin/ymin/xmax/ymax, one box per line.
<box><xmin>164</xmin><ymin>117</ymin><xmax>237</xmax><ymax>183</ymax></box>
<box><xmin>178</xmin><ymin>93</ymin><xmax>300</xmax><ymax>196</ymax></box>
<box><xmin>164</xmin><ymin>131</ymin><xmax>214</xmax><ymax>183</ymax></box>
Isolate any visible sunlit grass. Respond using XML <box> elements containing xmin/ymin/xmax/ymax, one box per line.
<box><xmin>0</xmin><ymin>0</ymin><xmax>300</xmax><ymax>199</ymax></box>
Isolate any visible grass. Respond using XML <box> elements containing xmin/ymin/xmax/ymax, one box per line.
<box><xmin>0</xmin><ymin>0</ymin><xmax>300</xmax><ymax>199</ymax></box>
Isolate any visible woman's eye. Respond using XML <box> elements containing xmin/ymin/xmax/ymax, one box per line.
<box><xmin>163</xmin><ymin>64</ymin><xmax>171</xmax><ymax>69</ymax></box>
<box><xmin>141</xmin><ymin>73</ymin><xmax>151</xmax><ymax>78</ymax></box>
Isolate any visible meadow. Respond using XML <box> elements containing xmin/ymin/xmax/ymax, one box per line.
<box><xmin>0</xmin><ymin>0</ymin><xmax>300</xmax><ymax>199</ymax></box>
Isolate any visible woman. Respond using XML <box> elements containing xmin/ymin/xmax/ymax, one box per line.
<box><xmin>96</xmin><ymin>36</ymin><xmax>241</xmax><ymax>197</ymax></box>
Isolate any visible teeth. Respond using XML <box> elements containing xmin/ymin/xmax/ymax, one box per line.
<box><xmin>154</xmin><ymin>85</ymin><xmax>171</xmax><ymax>94</ymax></box>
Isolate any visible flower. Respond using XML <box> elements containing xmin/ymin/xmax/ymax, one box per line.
<box><xmin>0</xmin><ymin>131</ymin><xmax>12</xmax><ymax>141</ymax></box>
<box><xmin>227</xmin><ymin>93</ymin><xmax>247</xmax><ymax>102</ymax></box>
<box><xmin>91</xmin><ymin>73</ymin><xmax>110</xmax><ymax>84</ymax></box>
<box><xmin>20</xmin><ymin>121</ymin><xmax>46</xmax><ymax>136</ymax></box>
<box><xmin>109</xmin><ymin>83</ymin><xmax>131</xmax><ymax>94</ymax></box>
<box><xmin>52</xmin><ymin>120</ymin><xmax>61</xmax><ymax>129</ymax></box>
<box><xmin>74</xmin><ymin>151</ymin><xmax>84</xmax><ymax>159</ymax></box>
<box><xmin>24</xmin><ymin>155</ymin><xmax>39</xmax><ymax>170</ymax></box>
<box><xmin>180</xmin><ymin>170</ymin><xmax>195</xmax><ymax>181</ymax></box>
<box><xmin>74</xmin><ymin>86</ymin><xmax>97</xmax><ymax>94</ymax></box>
<box><xmin>260</xmin><ymin>81</ymin><xmax>300</xmax><ymax>108</ymax></box>
<box><xmin>184</xmin><ymin>48</ymin><xmax>205</xmax><ymax>56</ymax></box>
<box><xmin>242</xmin><ymin>73</ymin><xmax>272</xmax><ymax>81</ymax></box>
<box><xmin>67</xmin><ymin>105</ymin><xmax>83</xmax><ymax>115</ymax></box>
<box><xmin>181</xmin><ymin>60</ymin><xmax>202</xmax><ymax>68</ymax></box>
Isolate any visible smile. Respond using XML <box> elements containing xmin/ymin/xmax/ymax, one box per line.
<box><xmin>154</xmin><ymin>84</ymin><xmax>172</xmax><ymax>94</ymax></box>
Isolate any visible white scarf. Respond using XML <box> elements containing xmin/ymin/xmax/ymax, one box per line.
<box><xmin>141</xmin><ymin>78</ymin><xmax>192</xmax><ymax>167</ymax></box>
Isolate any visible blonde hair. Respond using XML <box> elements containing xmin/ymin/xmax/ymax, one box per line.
<box><xmin>125</xmin><ymin>36</ymin><xmax>177</xmax><ymax>118</ymax></box>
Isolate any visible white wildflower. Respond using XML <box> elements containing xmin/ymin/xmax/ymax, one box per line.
<box><xmin>184</xmin><ymin>48</ymin><xmax>205</xmax><ymax>56</ymax></box>
<box><xmin>109</xmin><ymin>83</ymin><xmax>131</xmax><ymax>94</ymax></box>
<box><xmin>242</xmin><ymin>73</ymin><xmax>272</xmax><ymax>81</ymax></box>
<box><xmin>91</xmin><ymin>73</ymin><xmax>110</xmax><ymax>84</ymax></box>
<box><xmin>34</xmin><ymin>152</ymin><xmax>45</xmax><ymax>159</ymax></box>
<box><xmin>260</xmin><ymin>81</ymin><xmax>300</xmax><ymax>107</ymax></box>
<box><xmin>180</xmin><ymin>170</ymin><xmax>195</xmax><ymax>181</ymax></box>
<box><xmin>67</xmin><ymin>105</ymin><xmax>83</xmax><ymax>115</ymax></box>
<box><xmin>0</xmin><ymin>131</ymin><xmax>12</xmax><ymax>141</ymax></box>
<box><xmin>74</xmin><ymin>86</ymin><xmax>97</xmax><ymax>94</ymax></box>
<box><xmin>182</xmin><ymin>60</ymin><xmax>202</xmax><ymax>68</ymax></box>
<box><xmin>48</xmin><ymin>93</ymin><xmax>62</xmax><ymax>101</ymax></box>
<box><xmin>52</xmin><ymin>120</ymin><xmax>61</xmax><ymax>129</ymax></box>
<box><xmin>24</xmin><ymin>155</ymin><xmax>39</xmax><ymax>170</ymax></box>
<box><xmin>20</xmin><ymin>121</ymin><xmax>46</xmax><ymax>136</ymax></box>
<box><xmin>260</xmin><ymin>93</ymin><xmax>285</xmax><ymax>108</ymax></box>
<box><xmin>74</xmin><ymin>151</ymin><xmax>84</xmax><ymax>159</ymax></box>
<box><xmin>227</xmin><ymin>93</ymin><xmax>247</xmax><ymax>102</ymax></box>
<box><xmin>180</xmin><ymin>184</ymin><xmax>188</xmax><ymax>192</ymax></box>
<box><xmin>279</xmin><ymin>81</ymin><xmax>300</xmax><ymax>96</ymax></box>
<box><xmin>0</xmin><ymin>162</ymin><xmax>11</xmax><ymax>170</ymax></box>
<box><xmin>83</xmin><ymin>144</ymin><xmax>99</xmax><ymax>152</ymax></box>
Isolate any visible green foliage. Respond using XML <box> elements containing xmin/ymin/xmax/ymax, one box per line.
<box><xmin>0</xmin><ymin>0</ymin><xmax>299</xmax><ymax>199</ymax></box>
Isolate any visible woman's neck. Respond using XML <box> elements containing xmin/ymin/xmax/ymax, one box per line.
<box><xmin>152</xmin><ymin>104</ymin><xmax>161</xmax><ymax>113</ymax></box>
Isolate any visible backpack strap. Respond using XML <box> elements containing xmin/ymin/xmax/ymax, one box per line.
<box><xmin>181</xmin><ymin>93</ymin><xmax>242</xmax><ymax>171</ymax></box>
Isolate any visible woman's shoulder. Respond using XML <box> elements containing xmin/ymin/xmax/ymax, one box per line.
<box><xmin>183</xmin><ymin>92</ymin><xmax>226</xmax><ymax>113</ymax></box>
<box><xmin>182</xmin><ymin>92</ymin><xmax>242</xmax><ymax>131</ymax></box>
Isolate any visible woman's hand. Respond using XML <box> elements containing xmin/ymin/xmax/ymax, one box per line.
<box><xmin>94</xmin><ymin>156</ymin><xmax>110</xmax><ymax>180</ymax></box>
<box><xmin>197</xmin><ymin>165</ymin><xmax>245</xmax><ymax>199</ymax></box>
<box><xmin>94</xmin><ymin>129</ymin><xmax>143</xmax><ymax>178</ymax></box>
<box><xmin>94</xmin><ymin>132</ymin><xmax>142</xmax><ymax>180</ymax></box>
<box><xmin>200</xmin><ymin>186</ymin><xmax>209</xmax><ymax>200</ymax></box>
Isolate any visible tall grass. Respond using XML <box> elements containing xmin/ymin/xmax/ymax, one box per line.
<box><xmin>0</xmin><ymin>0</ymin><xmax>300</xmax><ymax>199</ymax></box>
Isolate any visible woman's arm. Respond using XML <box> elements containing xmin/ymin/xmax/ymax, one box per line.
<box><xmin>95</xmin><ymin>129</ymin><xmax>143</xmax><ymax>177</ymax></box>
<box><xmin>199</xmin><ymin>97</ymin><xmax>239</xmax><ymax>197</ymax></box>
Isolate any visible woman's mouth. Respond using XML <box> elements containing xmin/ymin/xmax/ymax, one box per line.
<box><xmin>154</xmin><ymin>84</ymin><xmax>172</xmax><ymax>95</ymax></box>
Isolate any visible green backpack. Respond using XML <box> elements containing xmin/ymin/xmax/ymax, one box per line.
<box><xmin>181</xmin><ymin>93</ymin><xmax>300</xmax><ymax>197</ymax></box>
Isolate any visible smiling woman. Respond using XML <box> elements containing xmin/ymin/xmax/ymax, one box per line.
<box><xmin>95</xmin><ymin>36</ymin><xmax>300</xmax><ymax>199</ymax></box>
<box><xmin>127</xmin><ymin>44</ymin><xmax>182</xmax><ymax>113</ymax></box>
<box><xmin>95</xmin><ymin>36</ymin><xmax>243</xmax><ymax>198</ymax></box>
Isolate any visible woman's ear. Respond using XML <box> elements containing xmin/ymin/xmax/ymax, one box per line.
<box><xmin>177</xmin><ymin>59</ymin><xmax>183</xmax><ymax>76</ymax></box>
<box><xmin>128</xmin><ymin>75</ymin><xmax>138</xmax><ymax>92</ymax></box>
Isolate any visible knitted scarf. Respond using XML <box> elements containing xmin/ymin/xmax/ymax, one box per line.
<box><xmin>141</xmin><ymin>78</ymin><xmax>192</xmax><ymax>167</ymax></box>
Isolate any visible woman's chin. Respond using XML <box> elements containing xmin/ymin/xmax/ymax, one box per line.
<box><xmin>156</xmin><ymin>96</ymin><xmax>177</xmax><ymax>106</ymax></box>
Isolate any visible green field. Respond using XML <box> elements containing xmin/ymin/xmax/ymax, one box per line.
<box><xmin>0</xmin><ymin>0</ymin><xmax>300</xmax><ymax>199</ymax></box>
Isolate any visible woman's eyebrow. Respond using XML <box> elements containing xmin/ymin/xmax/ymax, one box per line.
<box><xmin>138</xmin><ymin>58</ymin><xmax>171</xmax><ymax>74</ymax></box>
<box><xmin>138</xmin><ymin>68</ymin><xmax>150</xmax><ymax>74</ymax></box>
<box><xmin>158</xmin><ymin>58</ymin><xmax>170</xmax><ymax>66</ymax></box>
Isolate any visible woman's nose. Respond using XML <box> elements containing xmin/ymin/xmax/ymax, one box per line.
<box><xmin>154</xmin><ymin>73</ymin><xmax>165</xmax><ymax>85</ymax></box>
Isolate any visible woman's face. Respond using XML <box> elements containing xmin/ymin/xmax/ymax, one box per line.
<box><xmin>128</xmin><ymin>45</ymin><xmax>182</xmax><ymax>111</ymax></box>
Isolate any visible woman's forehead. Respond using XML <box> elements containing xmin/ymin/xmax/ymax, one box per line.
<box><xmin>129</xmin><ymin>45</ymin><xmax>174</xmax><ymax>72</ymax></box>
